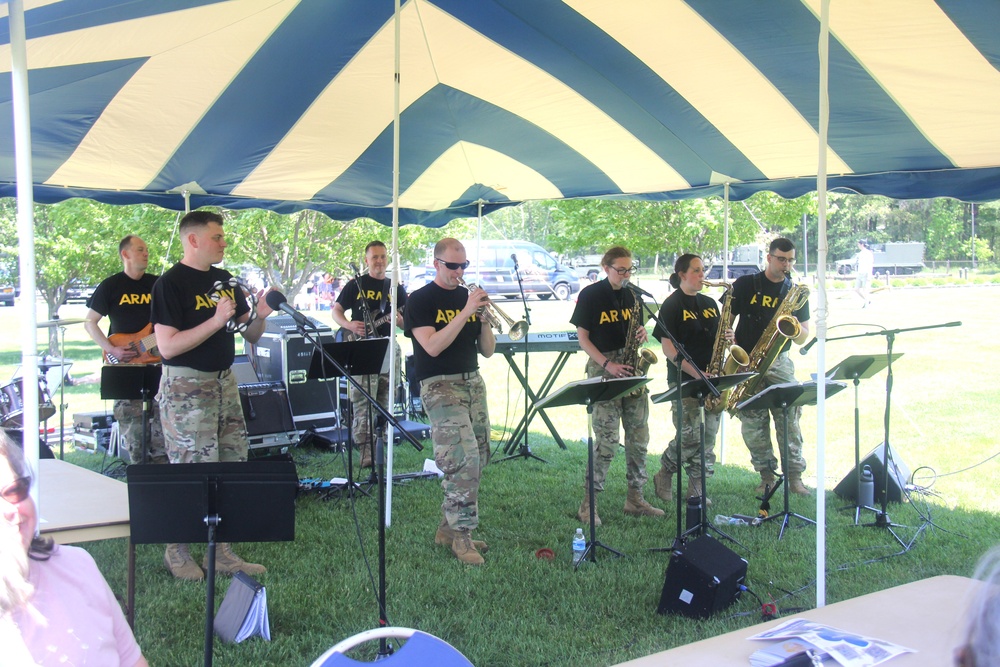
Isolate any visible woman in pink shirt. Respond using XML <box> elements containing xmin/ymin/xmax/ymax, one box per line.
<box><xmin>0</xmin><ymin>433</ymin><xmax>147</xmax><ymax>666</ymax></box>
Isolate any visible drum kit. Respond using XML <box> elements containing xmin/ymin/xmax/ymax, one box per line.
<box><xmin>1</xmin><ymin>318</ymin><xmax>83</xmax><ymax>457</ymax></box>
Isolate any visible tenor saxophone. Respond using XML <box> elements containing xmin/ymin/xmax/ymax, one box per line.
<box><xmin>622</xmin><ymin>289</ymin><xmax>657</xmax><ymax>396</ymax></box>
<box><xmin>726</xmin><ymin>283</ymin><xmax>810</xmax><ymax>414</ymax></box>
<box><xmin>702</xmin><ymin>281</ymin><xmax>749</xmax><ymax>413</ymax></box>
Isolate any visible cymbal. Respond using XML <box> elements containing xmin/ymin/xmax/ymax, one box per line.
<box><xmin>36</xmin><ymin>318</ymin><xmax>85</xmax><ymax>328</ymax></box>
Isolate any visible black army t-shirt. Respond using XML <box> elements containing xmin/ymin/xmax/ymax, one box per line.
<box><xmin>335</xmin><ymin>275</ymin><xmax>408</xmax><ymax>337</ymax></box>
<box><xmin>652</xmin><ymin>290</ymin><xmax>721</xmax><ymax>383</ymax></box>
<box><xmin>569</xmin><ymin>278</ymin><xmax>637</xmax><ymax>353</ymax></box>
<box><xmin>87</xmin><ymin>272</ymin><xmax>159</xmax><ymax>336</ymax></box>
<box><xmin>729</xmin><ymin>272</ymin><xmax>809</xmax><ymax>352</ymax></box>
<box><xmin>403</xmin><ymin>281</ymin><xmax>481</xmax><ymax>384</ymax></box>
<box><xmin>149</xmin><ymin>263</ymin><xmax>249</xmax><ymax>371</ymax></box>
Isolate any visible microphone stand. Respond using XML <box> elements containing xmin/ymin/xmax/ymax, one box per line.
<box><xmin>629</xmin><ymin>288</ymin><xmax>726</xmax><ymax>552</ymax></box>
<box><xmin>819</xmin><ymin>321</ymin><xmax>960</xmax><ymax>552</ymax></box>
<box><xmin>348</xmin><ymin>265</ymin><xmax>380</xmax><ymax>476</ymax></box>
<box><xmin>292</xmin><ymin>317</ymin><xmax>422</xmax><ymax>658</ymax></box>
<box><xmin>499</xmin><ymin>254</ymin><xmax>543</xmax><ymax>463</ymax></box>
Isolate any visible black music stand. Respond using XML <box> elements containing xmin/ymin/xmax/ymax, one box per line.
<box><xmin>827</xmin><ymin>354</ymin><xmax>902</xmax><ymax>524</ymax></box>
<box><xmin>100</xmin><ymin>364</ymin><xmax>162</xmax><ymax>464</ymax></box>
<box><xmin>736</xmin><ymin>380</ymin><xmax>846</xmax><ymax>539</ymax></box>
<box><xmin>309</xmin><ymin>338</ymin><xmax>389</xmax><ymax>500</ymax></box>
<box><xmin>126</xmin><ymin>461</ymin><xmax>297</xmax><ymax>667</ymax></box>
<box><xmin>651</xmin><ymin>372</ymin><xmax>756</xmax><ymax>549</ymax></box>
<box><xmin>536</xmin><ymin>376</ymin><xmax>650</xmax><ymax>566</ymax></box>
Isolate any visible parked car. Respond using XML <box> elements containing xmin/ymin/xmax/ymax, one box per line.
<box><xmin>0</xmin><ymin>285</ymin><xmax>15</xmax><ymax>307</ymax></box>
<box><xmin>63</xmin><ymin>282</ymin><xmax>96</xmax><ymax>305</ymax></box>
<box><xmin>407</xmin><ymin>240</ymin><xmax>583</xmax><ymax>300</ymax></box>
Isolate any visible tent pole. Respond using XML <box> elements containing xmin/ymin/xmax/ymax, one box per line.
<box><xmin>386</xmin><ymin>0</ymin><xmax>403</xmax><ymax>527</ymax></box>
<box><xmin>719</xmin><ymin>183</ymin><xmax>731</xmax><ymax>464</ymax></box>
<box><xmin>9</xmin><ymin>0</ymin><xmax>42</xmax><ymax>491</ymax></box>
<box><xmin>815</xmin><ymin>0</ymin><xmax>832</xmax><ymax>608</ymax></box>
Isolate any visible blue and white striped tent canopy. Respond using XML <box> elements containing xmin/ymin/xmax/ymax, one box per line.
<box><xmin>3</xmin><ymin>0</ymin><xmax>1000</xmax><ymax>226</ymax></box>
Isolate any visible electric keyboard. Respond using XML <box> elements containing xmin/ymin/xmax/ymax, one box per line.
<box><xmin>494</xmin><ymin>331</ymin><xmax>580</xmax><ymax>354</ymax></box>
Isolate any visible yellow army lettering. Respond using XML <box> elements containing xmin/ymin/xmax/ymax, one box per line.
<box><xmin>702</xmin><ymin>306</ymin><xmax>718</xmax><ymax>319</ymax></box>
<box><xmin>362</xmin><ymin>289</ymin><xmax>384</xmax><ymax>301</ymax></box>
<box><xmin>682</xmin><ymin>309</ymin><xmax>696</xmax><ymax>321</ymax></box>
<box><xmin>434</xmin><ymin>309</ymin><xmax>478</xmax><ymax>324</ymax></box>
<box><xmin>117</xmin><ymin>293</ymin><xmax>152</xmax><ymax>306</ymax></box>
<box><xmin>597</xmin><ymin>308</ymin><xmax>630</xmax><ymax>325</ymax></box>
<box><xmin>194</xmin><ymin>288</ymin><xmax>236</xmax><ymax>310</ymax></box>
<box><xmin>749</xmin><ymin>294</ymin><xmax>779</xmax><ymax>309</ymax></box>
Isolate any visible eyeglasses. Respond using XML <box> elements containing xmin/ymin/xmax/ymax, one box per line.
<box><xmin>610</xmin><ymin>265</ymin><xmax>637</xmax><ymax>276</ymax></box>
<box><xmin>0</xmin><ymin>477</ymin><xmax>30</xmax><ymax>505</ymax></box>
<box><xmin>435</xmin><ymin>257</ymin><xmax>471</xmax><ymax>271</ymax></box>
<box><xmin>769</xmin><ymin>254</ymin><xmax>795</xmax><ymax>265</ymax></box>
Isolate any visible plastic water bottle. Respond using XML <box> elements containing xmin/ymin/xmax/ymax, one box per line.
<box><xmin>713</xmin><ymin>514</ymin><xmax>749</xmax><ymax>526</ymax></box>
<box><xmin>859</xmin><ymin>465</ymin><xmax>875</xmax><ymax>507</ymax></box>
<box><xmin>572</xmin><ymin>528</ymin><xmax>586</xmax><ymax>565</ymax></box>
<box><xmin>686</xmin><ymin>496</ymin><xmax>702</xmax><ymax>533</ymax></box>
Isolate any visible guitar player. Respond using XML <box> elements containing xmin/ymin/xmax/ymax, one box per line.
<box><xmin>331</xmin><ymin>240</ymin><xmax>407</xmax><ymax>468</ymax></box>
<box><xmin>84</xmin><ymin>235</ymin><xmax>167</xmax><ymax>464</ymax></box>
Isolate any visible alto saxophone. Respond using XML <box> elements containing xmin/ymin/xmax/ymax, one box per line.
<box><xmin>726</xmin><ymin>283</ymin><xmax>810</xmax><ymax>415</ymax></box>
<box><xmin>702</xmin><ymin>281</ymin><xmax>749</xmax><ymax>413</ymax></box>
<box><xmin>622</xmin><ymin>289</ymin><xmax>657</xmax><ymax>396</ymax></box>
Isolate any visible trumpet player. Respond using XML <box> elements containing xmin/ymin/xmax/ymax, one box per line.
<box><xmin>729</xmin><ymin>238</ymin><xmax>811</xmax><ymax>496</ymax></box>
<box><xmin>404</xmin><ymin>238</ymin><xmax>495</xmax><ymax>566</ymax></box>
<box><xmin>570</xmin><ymin>246</ymin><xmax>664</xmax><ymax>525</ymax></box>
<box><xmin>150</xmin><ymin>210</ymin><xmax>274</xmax><ymax>580</ymax></box>
<box><xmin>332</xmin><ymin>240</ymin><xmax>408</xmax><ymax>468</ymax></box>
<box><xmin>651</xmin><ymin>254</ymin><xmax>729</xmax><ymax>506</ymax></box>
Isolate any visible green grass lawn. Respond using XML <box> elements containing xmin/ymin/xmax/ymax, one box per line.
<box><xmin>3</xmin><ymin>282</ymin><xmax>998</xmax><ymax>666</ymax></box>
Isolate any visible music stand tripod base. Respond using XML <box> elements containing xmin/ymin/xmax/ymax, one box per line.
<box><xmin>736</xmin><ymin>379</ymin><xmax>847</xmax><ymax>540</ymax></box>
<box><xmin>535</xmin><ymin>376</ymin><xmax>650</xmax><ymax>565</ymax></box>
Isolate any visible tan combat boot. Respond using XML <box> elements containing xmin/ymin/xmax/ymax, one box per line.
<box><xmin>358</xmin><ymin>443</ymin><xmax>374</xmax><ymax>469</ymax></box>
<box><xmin>623</xmin><ymin>487</ymin><xmax>665</xmax><ymax>517</ymax></box>
<box><xmin>164</xmin><ymin>543</ymin><xmax>204</xmax><ymax>581</ymax></box>
<box><xmin>787</xmin><ymin>473</ymin><xmax>811</xmax><ymax>496</ymax></box>
<box><xmin>686</xmin><ymin>476</ymin><xmax>713</xmax><ymax>507</ymax></box>
<box><xmin>652</xmin><ymin>467</ymin><xmax>673</xmax><ymax>503</ymax></box>
<box><xmin>755</xmin><ymin>470</ymin><xmax>776</xmax><ymax>495</ymax></box>
<box><xmin>576</xmin><ymin>493</ymin><xmax>601</xmax><ymax>527</ymax></box>
<box><xmin>434</xmin><ymin>519</ymin><xmax>489</xmax><ymax>553</ymax></box>
<box><xmin>207</xmin><ymin>543</ymin><xmax>267</xmax><ymax>576</ymax></box>
<box><xmin>451</xmin><ymin>530</ymin><xmax>484</xmax><ymax>565</ymax></box>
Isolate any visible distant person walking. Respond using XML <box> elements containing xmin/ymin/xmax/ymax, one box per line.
<box><xmin>854</xmin><ymin>240</ymin><xmax>875</xmax><ymax>308</ymax></box>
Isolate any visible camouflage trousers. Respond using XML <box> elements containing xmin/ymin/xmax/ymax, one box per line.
<box><xmin>348</xmin><ymin>372</ymin><xmax>390</xmax><ymax>455</ymax></box>
<box><xmin>585</xmin><ymin>354</ymin><xmax>650</xmax><ymax>493</ymax></box>
<box><xmin>738</xmin><ymin>352</ymin><xmax>806</xmax><ymax>474</ymax></box>
<box><xmin>421</xmin><ymin>373</ymin><xmax>490</xmax><ymax>532</ymax></box>
<box><xmin>113</xmin><ymin>399</ymin><xmax>167</xmax><ymax>464</ymax></box>
<box><xmin>157</xmin><ymin>369</ymin><xmax>248</xmax><ymax>464</ymax></box>
<box><xmin>659</xmin><ymin>393</ymin><xmax>719</xmax><ymax>480</ymax></box>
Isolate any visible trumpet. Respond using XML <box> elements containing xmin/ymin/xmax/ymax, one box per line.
<box><xmin>458</xmin><ymin>278</ymin><xmax>529</xmax><ymax>340</ymax></box>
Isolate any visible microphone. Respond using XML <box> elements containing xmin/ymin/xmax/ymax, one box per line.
<box><xmin>511</xmin><ymin>253</ymin><xmax>519</xmax><ymax>269</ymax></box>
<box><xmin>624</xmin><ymin>281</ymin><xmax>655</xmax><ymax>300</ymax></box>
<box><xmin>799</xmin><ymin>337</ymin><xmax>818</xmax><ymax>355</ymax></box>
<box><xmin>349</xmin><ymin>262</ymin><xmax>361</xmax><ymax>276</ymax></box>
<box><xmin>265</xmin><ymin>291</ymin><xmax>315</xmax><ymax>330</ymax></box>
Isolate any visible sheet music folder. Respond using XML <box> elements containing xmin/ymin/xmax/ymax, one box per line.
<box><xmin>535</xmin><ymin>376</ymin><xmax>650</xmax><ymax>410</ymax></box>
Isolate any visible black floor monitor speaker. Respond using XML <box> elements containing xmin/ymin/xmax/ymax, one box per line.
<box><xmin>657</xmin><ymin>536</ymin><xmax>747</xmax><ymax>618</ymax></box>
<box><xmin>834</xmin><ymin>442</ymin><xmax>911</xmax><ymax>504</ymax></box>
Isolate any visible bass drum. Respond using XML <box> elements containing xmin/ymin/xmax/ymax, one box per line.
<box><xmin>0</xmin><ymin>378</ymin><xmax>56</xmax><ymax>427</ymax></box>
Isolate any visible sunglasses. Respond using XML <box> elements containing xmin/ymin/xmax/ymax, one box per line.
<box><xmin>610</xmin><ymin>265</ymin><xmax>637</xmax><ymax>276</ymax></box>
<box><xmin>435</xmin><ymin>257</ymin><xmax>471</xmax><ymax>271</ymax></box>
<box><xmin>1</xmin><ymin>477</ymin><xmax>30</xmax><ymax>504</ymax></box>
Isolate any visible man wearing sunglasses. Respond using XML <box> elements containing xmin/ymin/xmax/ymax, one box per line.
<box><xmin>404</xmin><ymin>238</ymin><xmax>495</xmax><ymax>565</ymax></box>
<box><xmin>569</xmin><ymin>246</ymin><xmax>664</xmax><ymax>525</ymax></box>
<box><xmin>728</xmin><ymin>238</ymin><xmax>811</xmax><ymax>496</ymax></box>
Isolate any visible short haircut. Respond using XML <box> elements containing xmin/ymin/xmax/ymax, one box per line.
<box><xmin>179</xmin><ymin>210</ymin><xmax>224</xmax><ymax>234</ymax></box>
<box><xmin>769</xmin><ymin>238</ymin><xmax>795</xmax><ymax>254</ymax></box>
<box><xmin>118</xmin><ymin>235</ymin><xmax>137</xmax><ymax>255</ymax></box>
<box><xmin>433</xmin><ymin>237</ymin><xmax>464</xmax><ymax>257</ymax></box>
<box><xmin>601</xmin><ymin>245</ymin><xmax>632</xmax><ymax>267</ymax></box>
<box><xmin>365</xmin><ymin>240</ymin><xmax>387</xmax><ymax>254</ymax></box>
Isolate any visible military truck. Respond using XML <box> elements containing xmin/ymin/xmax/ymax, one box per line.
<box><xmin>836</xmin><ymin>242</ymin><xmax>925</xmax><ymax>276</ymax></box>
<box><xmin>704</xmin><ymin>244</ymin><xmax>766</xmax><ymax>280</ymax></box>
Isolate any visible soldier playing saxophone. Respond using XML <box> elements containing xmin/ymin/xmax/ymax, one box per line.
<box><xmin>728</xmin><ymin>238</ymin><xmax>811</xmax><ymax>495</ymax></box>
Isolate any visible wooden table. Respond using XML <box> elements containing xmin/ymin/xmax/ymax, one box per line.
<box><xmin>615</xmin><ymin>575</ymin><xmax>979</xmax><ymax>666</ymax></box>
<box><xmin>38</xmin><ymin>458</ymin><xmax>135</xmax><ymax>627</ymax></box>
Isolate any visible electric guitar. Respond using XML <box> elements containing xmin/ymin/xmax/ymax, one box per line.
<box><xmin>335</xmin><ymin>310</ymin><xmax>397</xmax><ymax>343</ymax></box>
<box><xmin>105</xmin><ymin>323</ymin><xmax>160</xmax><ymax>364</ymax></box>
